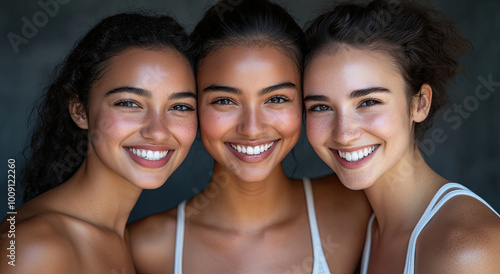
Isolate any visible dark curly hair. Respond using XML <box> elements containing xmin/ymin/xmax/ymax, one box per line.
<box><xmin>190</xmin><ymin>0</ymin><xmax>306</xmax><ymax>73</ymax></box>
<box><xmin>21</xmin><ymin>12</ymin><xmax>193</xmax><ymax>202</ymax></box>
<box><xmin>305</xmin><ymin>0</ymin><xmax>471</xmax><ymax>141</ymax></box>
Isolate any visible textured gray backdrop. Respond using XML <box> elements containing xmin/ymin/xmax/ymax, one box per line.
<box><xmin>1</xmin><ymin>0</ymin><xmax>499</xmax><ymax>222</ymax></box>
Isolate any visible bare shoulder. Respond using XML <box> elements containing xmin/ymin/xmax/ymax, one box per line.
<box><xmin>127</xmin><ymin>207</ymin><xmax>178</xmax><ymax>273</ymax></box>
<box><xmin>417</xmin><ymin>195</ymin><xmax>500</xmax><ymax>273</ymax></box>
<box><xmin>0</xmin><ymin>213</ymin><xmax>78</xmax><ymax>273</ymax></box>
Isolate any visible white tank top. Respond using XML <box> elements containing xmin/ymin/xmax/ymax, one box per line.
<box><xmin>360</xmin><ymin>182</ymin><xmax>500</xmax><ymax>274</ymax></box>
<box><xmin>174</xmin><ymin>178</ymin><xmax>331</xmax><ymax>274</ymax></box>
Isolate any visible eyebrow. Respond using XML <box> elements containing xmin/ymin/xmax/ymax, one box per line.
<box><xmin>202</xmin><ymin>82</ymin><xmax>296</xmax><ymax>96</ymax></box>
<box><xmin>350</xmin><ymin>87</ymin><xmax>390</xmax><ymax>99</ymax></box>
<box><xmin>105</xmin><ymin>86</ymin><xmax>151</xmax><ymax>98</ymax></box>
<box><xmin>259</xmin><ymin>82</ymin><xmax>296</xmax><ymax>96</ymax></box>
<box><xmin>303</xmin><ymin>94</ymin><xmax>329</xmax><ymax>103</ymax></box>
<box><xmin>168</xmin><ymin>91</ymin><xmax>196</xmax><ymax>100</ymax></box>
<box><xmin>303</xmin><ymin>87</ymin><xmax>390</xmax><ymax>103</ymax></box>
<box><xmin>203</xmin><ymin>85</ymin><xmax>241</xmax><ymax>94</ymax></box>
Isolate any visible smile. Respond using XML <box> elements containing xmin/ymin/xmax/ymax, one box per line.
<box><xmin>229</xmin><ymin>141</ymin><xmax>275</xmax><ymax>156</ymax></box>
<box><xmin>338</xmin><ymin>145</ymin><xmax>378</xmax><ymax>162</ymax></box>
<box><xmin>128</xmin><ymin>148</ymin><xmax>169</xmax><ymax>161</ymax></box>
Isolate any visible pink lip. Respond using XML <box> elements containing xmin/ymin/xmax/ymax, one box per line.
<box><xmin>124</xmin><ymin>146</ymin><xmax>174</xmax><ymax>169</ymax></box>
<box><xmin>332</xmin><ymin>145</ymin><xmax>379</xmax><ymax>169</ymax></box>
<box><xmin>225</xmin><ymin>140</ymin><xmax>279</xmax><ymax>164</ymax></box>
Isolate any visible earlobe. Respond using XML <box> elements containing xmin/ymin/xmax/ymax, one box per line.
<box><xmin>412</xmin><ymin>84</ymin><xmax>432</xmax><ymax>123</ymax></box>
<box><xmin>69</xmin><ymin>98</ymin><xmax>88</xmax><ymax>130</ymax></box>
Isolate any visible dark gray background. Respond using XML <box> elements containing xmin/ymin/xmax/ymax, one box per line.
<box><xmin>1</xmin><ymin>0</ymin><xmax>499</xmax><ymax>222</ymax></box>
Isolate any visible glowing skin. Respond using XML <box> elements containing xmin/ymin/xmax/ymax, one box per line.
<box><xmin>81</xmin><ymin>47</ymin><xmax>197</xmax><ymax>190</ymax></box>
<box><xmin>197</xmin><ymin>45</ymin><xmax>302</xmax><ymax>182</ymax></box>
<box><xmin>304</xmin><ymin>47</ymin><xmax>419</xmax><ymax>190</ymax></box>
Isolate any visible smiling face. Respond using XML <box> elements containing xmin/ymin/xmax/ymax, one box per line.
<box><xmin>72</xmin><ymin>47</ymin><xmax>197</xmax><ymax>189</ymax></box>
<box><xmin>197</xmin><ymin>45</ymin><xmax>302</xmax><ymax>182</ymax></box>
<box><xmin>304</xmin><ymin>46</ymin><xmax>422</xmax><ymax>190</ymax></box>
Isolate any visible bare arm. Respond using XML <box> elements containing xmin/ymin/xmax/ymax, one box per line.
<box><xmin>127</xmin><ymin>211</ymin><xmax>178</xmax><ymax>274</ymax></box>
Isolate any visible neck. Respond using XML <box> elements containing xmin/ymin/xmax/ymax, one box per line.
<box><xmin>60</xmin><ymin>156</ymin><xmax>142</xmax><ymax>236</ymax></box>
<box><xmin>190</xmin><ymin>161</ymin><xmax>300</xmax><ymax>232</ymax></box>
<box><xmin>364</xmin><ymin>147</ymin><xmax>447</xmax><ymax>233</ymax></box>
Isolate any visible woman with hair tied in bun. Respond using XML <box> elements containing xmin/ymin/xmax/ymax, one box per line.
<box><xmin>128</xmin><ymin>0</ymin><xmax>371</xmax><ymax>273</ymax></box>
<box><xmin>303</xmin><ymin>0</ymin><xmax>500</xmax><ymax>273</ymax></box>
<box><xmin>0</xmin><ymin>13</ymin><xmax>198</xmax><ymax>273</ymax></box>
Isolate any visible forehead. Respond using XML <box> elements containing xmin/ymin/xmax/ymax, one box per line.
<box><xmin>197</xmin><ymin>44</ymin><xmax>301</xmax><ymax>88</ymax></box>
<box><xmin>304</xmin><ymin>47</ymin><xmax>404</xmax><ymax>94</ymax></box>
<box><xmin>93</xmin><ymin>47</ymin><xmax>194</xmax><ymax>93</ymax></box>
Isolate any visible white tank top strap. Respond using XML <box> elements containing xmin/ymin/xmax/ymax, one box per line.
<box><xmin>403</xmin><ymin>183</ymin><xmax>500</xmax><ymax>273</ymax></box>
<box><xmin>361</xmin><ymin>183</ymin><xmax>499</xmax><ymax>274</ymax></box>
<box><xmin>173</xmin><ymin>181</ymin><xmax>332</xmax><ymax>274</ymax></box>
<box><xmin>174</xmin><ymin>200</ymin><xmax>187</xmax><ymax>274</ymax></box>
<box><xmin>303</xmin><ymin>178</ymin><xmax>331</xmax><ymax>274</ymax></box>
<box><xmin>360</xmin><ymin>214</ymin><xmax>376</xmax><ymax>274</ymax></box>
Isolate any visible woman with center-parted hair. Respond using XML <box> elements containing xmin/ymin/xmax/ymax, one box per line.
<box><xmin>0</xmin><ymin>13</ymin><xmax>198</xmax><ymax>273</ymax></box>
<box><xmin>303</xmin><ymin>0</ymin><xmax>500</xmax><ymax>273</ymax></box>
<box><xmin>128</xmin><ymin>0</ymin><xmax>371</xmax><ymax>273</ymax></box>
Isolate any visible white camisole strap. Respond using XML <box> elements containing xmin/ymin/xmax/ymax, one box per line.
<box><xmin>174</xmin><ymin>200</ymin><xmax>187</xmax><ymax>274</ymax></box>
<box><xmin>303</xmin><ymin>178</ymin><xmax>332</xmax><ymax>274</ymax></box>
<box><xmin>173</xmin><ymin>179</ymin><xmax>331</xmax><ymax>274</ymax></box>
<box><xmin>360</xmin><ymin>182</ymin><xmax>500</xmax><ymax>274</ymax></box>
<box><xmin>403</xmin><ymin>183</ymin><xmax>500</xmax><ymax>273</ymax></box>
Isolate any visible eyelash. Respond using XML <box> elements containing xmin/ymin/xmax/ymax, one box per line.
<box><xmin>114</xmin><ymin>100</ymin><xmax>140</xmax><ymax>108</ymax></box>
<box><xmin>170</xmin><ymin>104</ymin><xmax>195</xmax><ymax>112</ymax></box>
<box><xmin>266</xmin><ymin>95</ymin><xmax>289</xmax><ymax>104</ymax></box>
<box><xmin>211</xmin><ymin>97</ymin><xmax>235</xmax><ymax>105</ymax></box>
<box><xmin>359</xmin><ymin>98</ymin><xmax>381</xmax><ymax>107</ymax></box>
<box><xmin>307</xmin><ymin>105</ymin><xmax>332</xmax><ymax>112</ymax></box>
<box><xmin>115</xmin><ymin>100</ymin><xmax>194</xmax><ymax>112</ymax></box>
<box><xmin>210</xmin><ymin>96</ymin><xmax>290</xmax><ymax>105</ymax></box>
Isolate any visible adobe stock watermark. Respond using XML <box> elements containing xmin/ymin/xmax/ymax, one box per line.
<box><xmin>351</xmin><ymin>0</ymin><xmax>402</xmax><ymax>43</ymax></box>
<box><xmin>7</xmin><ymin>0</ymin><xmax>71</xmax><ymax>54</ymax></box>
<box><xmin>419</xmin><ymin>74</ymin><xmax>499</xmax><ymax>156</ymax></box>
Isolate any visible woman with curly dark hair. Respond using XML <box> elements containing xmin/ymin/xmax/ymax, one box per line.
<box><xmin>303</xmin><ymin>0</ymin><xmax>500</xmax><ymax>273</ymax></box>
<box><xmin>0</xmin><ymin>13</ymin><xmax>197</xmax><ymax>273</ymax></box>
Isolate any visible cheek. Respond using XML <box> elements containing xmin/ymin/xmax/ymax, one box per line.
<box><xmin>198</xmin><ymin>107</ymin><xmax>233</xmax><ymax>143</ymax></box>
<box><xmin>89</xmin><ymin>109</ymin><xmax>139</xmax><ymax>147</ymax></box>
<box><xmin>170</xmin><ymin>115</ymin><xmax>198</xmax><ymax>147</ymax></box>
<box><xmin>266</xmin><ymin>104</ymin><xmax>302</xmax><ymax>138</ymax></box>
<box><xmin>306</xmin><ymin>115</ymin><xmax>332</xmax><ymax>147</ymax></box>
<box><xmin>362</xmin><ymin>108</ymin><xmax>410</xmax><ymax>142</ymax></box>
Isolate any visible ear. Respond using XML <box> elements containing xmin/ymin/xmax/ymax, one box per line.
<box><xmin>69</xmin><ymin>97</ymin><xmax>88</xmax><ymax>130</ymax></box>
<box><xmin>412</xmin><ymin>83</ymin><xmax>432</xmax><ymax>123</ymax></box>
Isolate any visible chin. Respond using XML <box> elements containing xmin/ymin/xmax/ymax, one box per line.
<box><xmin>233</xmin><ymin>170</ymin><xmax>272</xmax><ymax>183</ymax></box>
<box><xmin>336</xmin><ymin>173</ymin><xmax>374</xmax><ymax>191</ymax></box>
<box><xmin>131</xmin><ymin>174</ymin><xmax>171</xmax><ymax>190</ymax></box>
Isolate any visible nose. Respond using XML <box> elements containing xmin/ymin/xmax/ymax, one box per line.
<box><xmin>141</xmin><ymin>110</ymin><xmax>170</xmax><ymax>143</ymax></box>
<box><xmin>332</xmin><ymin>110</ymin><xmax>361</xmax><ymax>146</ymax></box>
<box><xmin>236</xmin><ymin>106</ymin><xmax>265</xmax><ymax>139</ymax></box>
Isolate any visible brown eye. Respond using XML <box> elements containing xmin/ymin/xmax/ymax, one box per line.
<box><xmin>170</xmin><ymin>104</ymin><xmax>195</xmax><ymax>112</ymax></box>
<box><xmin>115</xmin><ymin>100</ymin><xmax>140</xmax><ymax>108</ymax></box>
<box><xmin>211</xmin><ymin>98</ymin><xmax>234</xmax><ymax>105</ymax></box>
<box><xmin>360</xmin><ymin>99</ymin><xmax>380</xmax><ymax>107</ymax></box>
<box><xmin>267</xmin><ymin>96</ymin><xmax>288</xmax><ymax>104</ymax></box>
<box><xmin>308</xmin><ymin>105</ymin><xmax>331</xmax><ymax>112</ymax></box>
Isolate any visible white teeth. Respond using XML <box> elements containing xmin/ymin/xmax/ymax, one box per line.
<box><xmin>129</xmin><ymin>148</ymin><xmax>169</xmax><ymax>161</ymax></box>
<box><xmin>230</xmin><ymin>142</ymin><xmax>275</xmax><ymax>156</ymax></box>
<box><xmin>338</xmin><ymin>145</ymin><xmax>378</xmax><ymax>162</ymax></box>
